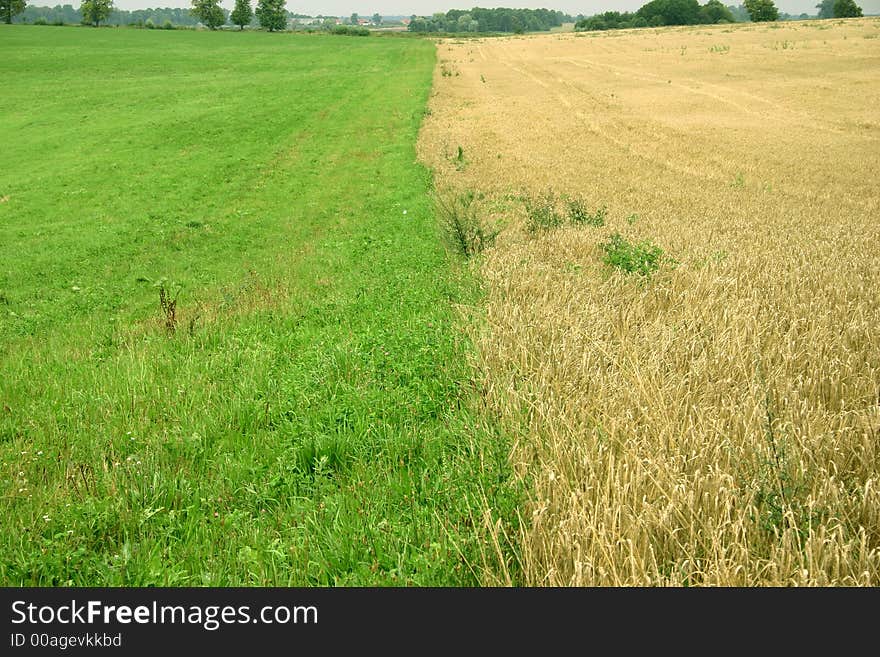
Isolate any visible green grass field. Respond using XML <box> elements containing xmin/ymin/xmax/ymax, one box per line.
<box><xmin>0</xmin><ymin>25</ymin><xmax>518</xmax><ymax>585</ymax></box>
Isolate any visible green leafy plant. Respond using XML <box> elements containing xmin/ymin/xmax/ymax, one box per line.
<box><xmin>524</xmin><ymin>191</ymin><xmax>564</xmax><ymax>234</ymax></box>
<box><xmin>566</xmin><ymin>197</ymin><xmax>606</xmax><ymax>227</ymax></box>
<box><xmin>525</xmin><ymin>191</ymin><xmax>608</xmax><ymax>232</ymax></box>
<box><xmin>155</xmin><ymin>279</ymin><xmax>181</xmax><ymax>334</ymax></box>
<box><xmin>601</xmin><ymin>232</ymin><xmax>666</xmax><ymax>276</ymax></box>
<box><xmin>752</xmin><ymin>363</ymin><xmax>824</xmax><ymax>540</ymax></box>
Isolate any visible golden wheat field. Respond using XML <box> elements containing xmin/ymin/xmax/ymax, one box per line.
<box><xmin>418</xmin><ymin>18</ymin><xmax>880</xmax><ymax>586</ymax></box>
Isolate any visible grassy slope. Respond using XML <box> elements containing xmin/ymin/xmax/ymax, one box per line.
<box><xmin>0</xmin><ymin>26</ymin><xmax>517</xmax><ymax>585</ymax></box>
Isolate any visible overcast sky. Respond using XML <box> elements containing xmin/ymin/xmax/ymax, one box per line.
<box><xmin>109</xmin><ymin>0</ymin><xmax>880</xmax><ymax>17</ymax></box>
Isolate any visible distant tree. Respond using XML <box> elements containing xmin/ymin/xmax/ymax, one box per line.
<box><xmin>726</xmin><ymin>4</ymin><xmax>751</xmax><ymax>20</ymax></box>
<box><xmin>743</xmin><ymin>0</ymin><xmax>778</xmax><ymax>21</ymax></box>
<box><xmin>1</xmin><ymin>0</ymin><xmax>26</xmax><ymax>24</ymax></box>
<box><xmin>637</xmin><ymin>0</ymin><xmax>702</xmax><ymax>26</ymax></box>
<box><xmin>349</xmin><ymin>11</ymin><xmax>357</xmax><ymax>24</ymax></box>
<box><xmin>700</xmin><ymin>0</ymin><xmax>735</xmax><ymax>22</ymax></box>
<box><xmin>190</xmin><ymin>0</ymin><xmax>224</xmax><ymax>28</ymax></box>
<box><xmin>815</xmin><ymin>0</ymin><xmax>834</xmax><ymax>16</ymax></box>
<box><xmin>576</xmin><ymin>11</ymin><xmax>637</xmax><ymax>30</ymax></box>
<box><xmin>372</xmin><ymin>12</ymin><xmax>380</xmax><ymax>24</ymax></box>
<box><xmin>456</xmin><ymin>12</ymin><xmax>479</xmax><ymax>31</ymax></box>
<box><xmin>510</xmin><ymin>14</ymin><xmax>524</xmax><ymax>33</ymax></box>
<box><xmin>832</xmin><ymin>0</ymin><xmax>862</xmax><ymax>16</ymax></box>
<box><xmin>408</xmin><ymin>7</ymin><xmax>564</xmax><ymax>33</ymax></box>
<box><xmin>256</xmin><ymin>0</ymin><xmax>285</xmax><ymax>30</ymax></box>
<box><xmin>230</xmin><ymin>0</ymin><xmax>252</xmax><ymax>29</ymax></box>
<box><xmin>79</xmin><ymin>0</ymin><xmax>112</xmax><ymax>25</ymax></box>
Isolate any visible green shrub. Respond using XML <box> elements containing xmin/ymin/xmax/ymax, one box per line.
<box><xmin>566</xmin><ymin>197</ymin><xmax>606</xmax><ymax>227</ymax></box>
<box><xmin>435</xmin><ymin>190</ymin><xmax>500</xmax><ymax>258</ymax></box>
<box><xmin>34</xmin><ymin>17</ymin><xmax>49</xmax><ymax>25</ymax></box>
<box><xmin>332</xmin><ymin>25</ymin><xmax>370</xmax><ymax>36</ymax></box>
<box><xmin>145</xmin><ymin>18</ymin><xmax>156</xmax><ymax>29</ymax></box>
<box><xmin>601</xmin><ymin>232</ymin><xmax>666</xmax><ymax>277</ymax></box>
<box><xmin>525</xmin><ymin>191</ymin><xmax>607</xmax><ymax>233</ymax></box>
<box><xmin>524</xmin><ymin>191</ymin><xmax>564</xmax><ymax>233</ymax></box>
<box><xmin>162</xmin><ymin>19</ymin><xmax>174</xmax><ymax>29</ymax></box>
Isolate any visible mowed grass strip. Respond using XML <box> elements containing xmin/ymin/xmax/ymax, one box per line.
<box><xmin>0</xmin><ymin>26</ymin><xmax>518</xmax><ymax>585</ymax></box>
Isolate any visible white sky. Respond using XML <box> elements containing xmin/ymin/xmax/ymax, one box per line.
<box><xmin>108</xmin><ymin>0</ymin><xmax>880</xmax><ymax>17</ymax></box>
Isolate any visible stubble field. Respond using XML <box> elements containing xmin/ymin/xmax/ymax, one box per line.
<box><xmin>419</xmin><ymin>18</ymin><xmax>880</xmax><ymax>585</ymax></box>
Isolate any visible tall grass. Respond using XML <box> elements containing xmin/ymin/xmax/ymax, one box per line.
<box><xmin>0</xmin><ymin>26</ymin><xmax>520</xmax><ymax>586</ymax></box>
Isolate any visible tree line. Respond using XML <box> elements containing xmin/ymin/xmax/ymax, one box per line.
<box><xmin>5</xmin><ymin>3</ymin><xmax>200</xmax><ymax>26</ymax></box>
<box><xmin>407</xmin><ymin>8</ymin><xmax>572</xmax><ymax>34</ymax></box>
<box><xmin>816</xmin><ymin>0</ymin><xmax>863</xmax><ymax>17</ymax></box>
<box><xmin>0</xmin><ymin>0</ymin><xmax>302</xmax><ymax>28</ymax></box>
<box><xmin>4</xmin><ymin>0</ymin><xmax>407</xmax><ymax>28</ymax></box>
<box><xmin>575</xmin><ymin>0</ymin><xmax>863</xmax><ymax>29</ymax></box>
<box><xmin>2</xmin><ymin>0</ymin><xmax>866</xmax><ymax>28</ymax></box>
<box><xmin>1</xmin><ymin>0</ymin><xmax>325</xmax><ymax>28</ymax></box>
